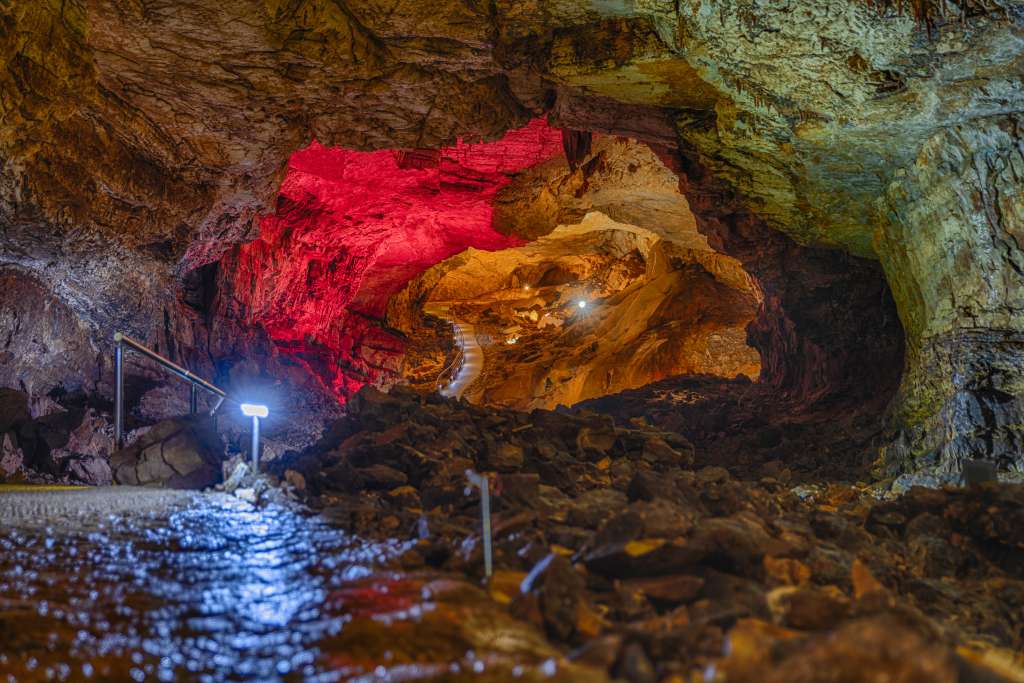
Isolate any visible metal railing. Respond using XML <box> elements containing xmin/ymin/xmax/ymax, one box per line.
<box><xmin>113</xmin><ymin>332</ymin><xmax>235</xmax><ymax>449</ymax></box>
<box><xmin>435</xmin><ymin>323</ymin><xmax>467</xmax><ymax>393</ymax></box>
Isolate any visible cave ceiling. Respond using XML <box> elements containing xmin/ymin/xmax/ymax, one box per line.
<box><xmin>1</xmin><ymin>0</ymin><xmax>1022</xmax><ymax>470</ymax></box>
<box><xmin>3</xmin><ymin>0</ymin><xmax>1022</xmax><ymax>274</ymax></box>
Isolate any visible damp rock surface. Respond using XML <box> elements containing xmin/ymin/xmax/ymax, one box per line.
<box><xmin>1</xmin><ymin>1</ymin><xmax>1020</xmax><ymax>472</ymax></box>
<box><xmin>110</xmin><ymin>415</ymin><xmax>224</xmax><ymax>489</ymax></box>
<box><xmin>285</xmin><ymin>386</ymin><xmax>1024</xmax><ymax>682</ymax></box>
<box><xmin>0</xmin><ymin>486</ymin><xmax>605</xmax><ymax>682</ymax></box>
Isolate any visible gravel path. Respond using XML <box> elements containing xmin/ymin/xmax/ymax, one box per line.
<box><xmin>0</xmin><ymin>485</ymin><xmax>210</xmax><ymax>528</ymax></box>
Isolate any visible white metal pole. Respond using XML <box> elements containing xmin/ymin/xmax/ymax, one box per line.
<box><xmin>251</xmin><ymin>415</ymin><xmax>260</xmax><ymax>473</ymax></box>
<box><xmin>114</xmin><ymin>337</ymin><xmax>124</xmax><ymax>449</ymax></box>
<box><xmin>481</xmin><ymin>475</ymin><xmax>492</xmax><ymax>577</ymax></box>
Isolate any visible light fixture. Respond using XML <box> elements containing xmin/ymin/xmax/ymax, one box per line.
<box><xmin>577</xmin><ymin>300</ymin><xmax>587</xmax><ymax>309</ymax></box>
<box><xmin>523</xmin><ymin>285</ymin><xmax>530</xmax><ymax>291</ymax></box>
<box><xmin>240</xmin><ymin>403</ymin><xmax>269</xmax><ymax>418</ymax></box>
<box><xmin>240</xmin><ymin>403</ymin><xmax>269</xmax><ymax>474</ymax></box>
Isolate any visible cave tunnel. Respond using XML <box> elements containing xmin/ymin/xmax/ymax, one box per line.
<box><xmin>1</xmin><ymin>2</ymin><xmax>1023</xmax><ymax>681</ymax></box>
<box><xmin>224</xmin><ymin>120</ymin><xmax>769</xmax><ymax>409</ymax></box>
<box><xmin>195</xmin><ymin>118</ymin><xmax>905</xmax><ymax>482</ymax></box>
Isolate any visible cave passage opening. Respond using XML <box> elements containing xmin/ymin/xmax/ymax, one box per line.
<box><xmin>391</xmin><ymin>214</ymin><xmax>762</xmax><ymax>411</ymax></box>
<box><xmin>221</xmin><ymin>118</ymin><xmax>766</xmax><ymax>413</ymax></box>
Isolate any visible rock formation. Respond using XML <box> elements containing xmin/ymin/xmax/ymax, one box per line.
<box><xmin>4</xmin><ymin>4</ymin><xmax>1024</xmax><ymax>678</ymax></box>
<box><xmin>0</xmin><ymin>2</ymin><xmax>1021</xmax><ymax>500</ymax></box>
<box><xmin>878</xmin><ymin>115</ymin><xmax>1024</xmax><ymax>478</ymax></box>
<box><xmin>392</xmin><ymin>215</ymin><xmax>761</xmax><ymax>410</ymax></box>
<box><xmin>278</xmin><ymin>385</ymin><xmax>1024</xmax><ymax>683</ymax></box>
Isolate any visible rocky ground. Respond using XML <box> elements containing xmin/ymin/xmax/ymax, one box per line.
<box><xmin>259</xmin><ymin>386</ymin><xmax>1024</xmax><ymax>683</ymax></box>
<box><xmin>0</xmin><ymin>387</ymin><xmax>114</xmax><ymax>486</ymax></box>
<box><xmin>3</xmin><ymin>379</ymin><xmax>1024</xmax><ymax>681</ymax></box>
<box><xmin>573</xmin><ymin>375</ymin><xmax>898</xmax><ymax>485</ymax></box>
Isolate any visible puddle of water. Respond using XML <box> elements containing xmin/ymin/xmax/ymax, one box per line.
<box><xmin>0</xmin><ymin>490</ymin><xmax>601</xmax><ymax>682</ymax></box>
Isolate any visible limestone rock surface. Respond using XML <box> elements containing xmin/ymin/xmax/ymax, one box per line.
<box><xmin>111</xmin><ymin>416</ymin><xmax>224</xmax><ymax>489</ymax></box>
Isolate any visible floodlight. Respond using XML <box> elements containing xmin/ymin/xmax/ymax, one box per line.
<box><xmin>241</xmin><ymin>403</ymin><xmax>269</xmax><ymax>418</ymax></box>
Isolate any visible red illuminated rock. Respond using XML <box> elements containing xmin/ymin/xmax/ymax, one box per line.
<box><xmin>224</xmin><ymin>119</ymin><xmax>565</xmax><ymax>399</ymax></box>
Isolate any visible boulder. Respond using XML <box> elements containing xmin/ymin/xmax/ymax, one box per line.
<box><xmin>522</xmin><ymin>554</ymin><xmax>588</xmax><ymax>642</ymax></box>
<box><xmin>594</xmin><ymin>499</ymin><xmax>699</xmax><ymax>547</ymax></box>
<box><xmin>0</xmin><ymin>388</ymin><xmax>30</xmax><ymax>432</ymax></box>
<box><xmin>577</xmin><ymin>424</ymin><xmax>618</xmax><ymax>459</ymax></box>
<box><xmin>626</xmin><ymin>470</ymin><xmax>679</xmax><ymax>502</ymax></box>
<box><xmin>620</xmin><ymin>574</ymin><xmax>705</xmax><ymax>606</ymax></box>
<box><xmin>488</xmin><ymin>443</ymin><xmax>525</xmax><ymax>471</ymax></box>
<box><xmin>0</xmin><ymin>432</ymin><xmax>24</xmax><ymax>478</ymax></box>
<box><xmin>567</xmin><ymin>488</ymin><xmax>628</xmax><ymax>529</ymax></box>
<box><xmin>110</xmin><ymin>416</ymin><xmax>223</xmax><ymax>489</ymax></box>
<box><xmin>641</xmin><ymin>436</ymin><xmax>692</xmax><ymax>468</ymax></box>
<box><xmin>64</xmin><ymin>454</ymin><xmax>113</xmax><ymax>486</ymax></box>
<box><xmin>355</xmin><ymin>464</ymin><xmax>409</xmax><ymax>490</ymax></box>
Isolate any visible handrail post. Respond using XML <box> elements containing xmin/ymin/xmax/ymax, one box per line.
<box><xmin>481</xmin><ymin>475</ymin><xmax>492</xmax><ymax>577</ymax></box>
<box><xmin>114</xmin><ymin>333</ymin><xmax>124</xmax><ymax>450</ymax></box>
<box><xmin>210</xmin><ymin>395</ymin><xmax>225</xmax><ymax>416</ymax></box>
<box><xmin>251</xmin><ymin>414</ymin><xmax>261</xmax><ymax>473</ymax></box>
<box><xmin>465</xmin><ymin>470</ymin><xmax>493</xmax><ymax>578</ymax></box>
<box><xmin>112</xmin><ymin>331</ymin><xmax>235</xmax><ymax>449</ymax></box>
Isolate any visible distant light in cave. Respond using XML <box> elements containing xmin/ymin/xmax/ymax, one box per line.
<box><xmin>577</xmin><ymin>300</ymin><xmax>588</xmax><ymax>309</ymax></box>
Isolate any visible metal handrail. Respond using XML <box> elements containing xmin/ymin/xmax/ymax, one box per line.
<box><xmin>113</xmin><ymin>332</ymin><xmax>235</xmax><ymax>449</ymax></box>
<box><xmin>436</xmin><ymin>348</ymin><xmax>464</xmax><ymax>389</ymax></box>
<box><xmin>435</xmin><ymin>323</ymin><xmax>467</xmax><ymax>391</ymax></box>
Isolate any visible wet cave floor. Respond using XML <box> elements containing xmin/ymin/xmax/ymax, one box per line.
<box><xmin>2</xmin><ymin>388</ymin><xmax>1023</xmax><ymax>683</ymax></box>
<box><xmin>0</xmin><ymin>488</ymin><xmax>600</xmax><ymax>682</ymax></box>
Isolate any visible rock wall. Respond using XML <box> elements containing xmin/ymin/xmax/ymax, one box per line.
<box><xmin>1</xmin><ymin>0</ymin><xmax>1021</xmax><ymax>481</ymax></box>
<box><xmin>878</xmin><ymin>114</ymin><xmax>1024</xmax><ymax>477</ymax></box>
<box><xmin>393</xmin><ymin>221</ymin><xmax>761</xmax><ymax>410</ymax></box>
<box><xmin>0</xmin><ymin>268</ymin><xmax>101</xmax><ymax>402</ymax></box>
<box><xmin>221</xmin><ymin>119</ymin><xmax>565</xmax><ymax>400</ymax></box>
<box><xmin>668</xmin><ymin>151</ymin><xmax>906</xmax><ymax>409</ymax></box>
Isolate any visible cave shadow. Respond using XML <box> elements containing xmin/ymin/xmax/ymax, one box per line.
<box><xmin>571</xmin><ymin>373</ymin><xmax>898</xmax><ymax>485</ymax></box>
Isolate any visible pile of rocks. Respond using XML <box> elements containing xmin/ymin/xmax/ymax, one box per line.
<box><xmin>0</xmin><ymin>388</ymin><xmax>113</xmax><ymax>485</ymax></box>
<box><xmin>575</xmin><ymin>374</ymin><xmax>896</xmax><ymax>484</ymax></box>
<box><xmin>281</xmin><ymin>386</ymin><xmax>1024</xmax><ymax>683</ymax></box>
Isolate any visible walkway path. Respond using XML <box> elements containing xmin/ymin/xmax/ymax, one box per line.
<box><xmin>0</xmin><ymin>486</ymin><xmax>600</xmax><ymax>682</ymax></box>
<box><xmin>443</xmin><ymin>321</ymin><xmax>483</xmax><ymax>399</ymax></box>
<box><xmin>425</xmin><ymin>303</ymin><xmax>484</xmax><ymax>399</ymax></box>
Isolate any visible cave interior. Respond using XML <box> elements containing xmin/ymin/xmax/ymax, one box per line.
<box><xmin>1</xmin><ymin>1</ymin><xmax>1023</xmax><ymax>681</ymax></box>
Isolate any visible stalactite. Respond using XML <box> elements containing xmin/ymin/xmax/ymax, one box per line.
<box><xmin>560</xmin><ymin>129</ymin><xmax>593</xmax><ymax>172</ymax></box>
<box><xmin>862</xmin><ymin>0</ymin><xmax>1006</xmax><ymax>33</ymax></box>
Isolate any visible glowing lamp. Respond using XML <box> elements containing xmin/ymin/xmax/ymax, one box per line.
<box><xmin>241</xmin><ymin>403</ymin><xmax>269</xmax><ymax>474</ymax></box>
<box><xmin>577</xmin><ymin>300</ymin><xmax>587</xmax><ymax>309</ymax></box>
<box><xmin>240</xmin><ymin>403</ymin><xmax>269</xmax><ymax>418</ymax></box>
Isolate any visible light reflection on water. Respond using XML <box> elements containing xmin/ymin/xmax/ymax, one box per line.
<box><xmin>0</xmin><ymin>493</ymin><xmax>405</xmax><ymax>681</ymax></box>
<box><xmin>0</xmin><ymin>491</ymin><xmax>600</xmax><ymax>683</ymax></box>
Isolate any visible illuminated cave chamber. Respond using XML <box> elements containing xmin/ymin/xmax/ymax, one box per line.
<box><xmin>220</xmin><ymin>119</ymin><xmax>564</xmax><ymax>401</ymax></box>
<box><xmin>223</xmin><ymin>120</ymin><xmax>763</xmax><ymax>410</ymax></box>
<box><xmin>391</xmin><ymin>209</ymin><xmax>761</xmax><ymax>411</ymax></box>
